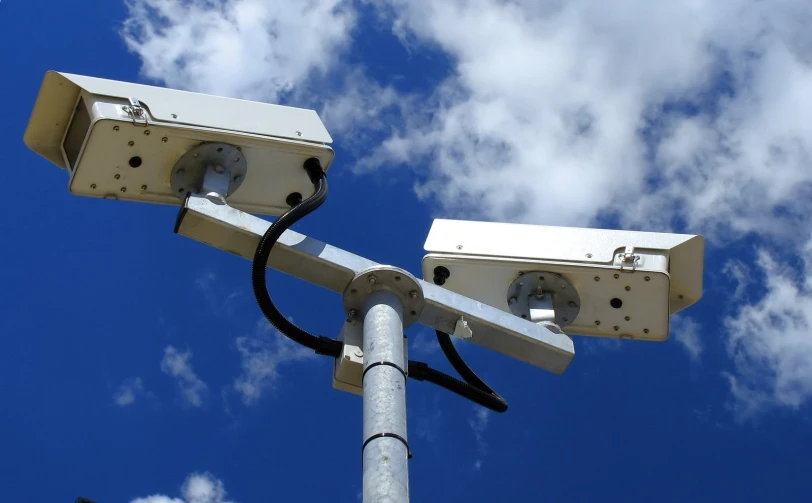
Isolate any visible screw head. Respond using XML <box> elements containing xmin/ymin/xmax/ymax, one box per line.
<box><xmin>295</xmin><ymin>131</ymin><xmax>302</xmax><ymax>136</ymax></box>
<box><xmin>348</xmin><ymin>309</ymin><xmax>358</xmax><ymax>318</ymax></box>
<box><xmin>595</xmin><ymin>320</ymin><xmax>601</xmax><ymax>326</ymax></box>
<box><xmin>114</xmin><ymin>174</ymin><xmax>121</xmax><ymax>180</ymax></box>
<box><xmin>143</xmin><ymin>130</ymin><xmax>151</xmax><ymax>136</ymax></box>
<box><xmin>113</xmin><ymin>126</ymin><xmax>119</xmax><ymax>131</ymax></box>
<box><xmin>644</xmin><ymin>328</ymin><xmax>650</xmax><ymax>334</ymax></box>
<box><xmin>625</xmin><ymin>286</ymin><xmax>631</xmax><ymax>291</ymax></box>
<box><xmin>141</xmin><ymin>185</ymin><xmax>147</xmax><ymax>191</ymax></box>
<box><xmin>586</xmin><ymin>253</ymin><xmax>593</xmax><ymax>258</ymax></box>
<box><xmin>568</xmin><ymin>301</ymin><xmax>577</xmax><ymax>308</ymax></box>
<box><xmin>161</xmin><ymin>137</ymin><xmax>168</xmax><ymax>142</ymax></box>
<box><xmin>613</xmin><ymin>326</ymin><xmax>619</xmax><ymax>331</ymax></box>
<box><xmin>368</xmin><ymin>276</ymin><xmax>377</xmax><ymax>285</ymax></box>
<box><xmin>90</xmin><ymin>183</ymin><xmax>96</xmax><ymax>189</ymax></box>
<box><xmin>128</xmin><ymin>141</ymin><xmax>135</xmax><ymax>147</ymax></box>
<box><xmin>456</xmin><ymin>245</ymin><xmax>463</xmax><ymax>250</ymax></box>
<box><xmin>410</xmin><ymin>291</ymin><xmax>419</xmax><ymax>300</ymax></box>
<box><xmin>625</xmin><ymin>316</ymin><xmax>631</xmax><ymax>321</ymax></box>
<box><xmin>614</xmin><ymin>273</ymin><xmax>620</xmax><ymax>279</ymax></box>
<box><xmin>120</xmin><ymin>187</ymin><xmax>127</xmax><ymax>193</ymax></box>
<box><xmin>594</xmin><ymin>276</ymin><xmax>600</xmax><ymax>282</ymax></box>
<box><xmin>645</xmin><ymin>276</ymin><xmax>651</xmax><ymax>281</ymax></box>
<box><xmin>171</xmin><ymin>113</ymin><xmax>178</xmax><ymax>119</ymax></box>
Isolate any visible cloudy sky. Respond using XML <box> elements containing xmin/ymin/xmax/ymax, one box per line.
<box><xmin>2</xmin><ymin>0</ymin><xmax>812</xmax><ymax>501</ymax></box>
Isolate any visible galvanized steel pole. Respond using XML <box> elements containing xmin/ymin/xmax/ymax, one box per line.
<box><xmin>362</xmin><ymin>289</ymin><xmax>410</xmax><ymax>503</ymax></box>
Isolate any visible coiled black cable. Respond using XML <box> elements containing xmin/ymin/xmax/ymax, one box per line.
<box><xmin>251</xmin><ymin>157</ymin><xmax>507</xmax><ymax>412</ymax></box>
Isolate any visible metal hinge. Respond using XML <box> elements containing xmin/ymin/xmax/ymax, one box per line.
<box><xmin>122</xmin><ymin>97</ymin><xmax>148</xmax><ymax>126</ymax></box>
<box><xmin>618</xmin><ymin>246</ymin><xmax>640</xmax><ymax>272</ymax></box>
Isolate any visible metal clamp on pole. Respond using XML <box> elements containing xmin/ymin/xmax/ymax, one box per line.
<box><xmin>344</xmin><ymin>266</ymin><xmax>424</xmax><ymax>503</ymax></box>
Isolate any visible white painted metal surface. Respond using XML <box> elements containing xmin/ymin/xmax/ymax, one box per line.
<box><xmin>423</xmin><ymin>218</ymin><xmax>704</xmax><ymax>315</ymax></box>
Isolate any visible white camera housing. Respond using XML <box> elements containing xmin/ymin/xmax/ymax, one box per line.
<box><xmin>23</xmin><ymin>71</ymin><xmax>335</xmax><ymax>215</ymax></box>
<box><xmin>422</xmin><ymin>219</ymin><xmax>704</xmax><ymax>341</ymax></box>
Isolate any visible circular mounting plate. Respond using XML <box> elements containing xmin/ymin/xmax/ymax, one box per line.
<box><xmin>170</xmin><ymin>142</ymin><xmax>247</xmax><ymax>199</ymax></box>
<box><xmin>507</xmin><ymin>271</ymin><xmax>580</xmax><ymax>327</ymax></box>
<box><xmin>343</xmin><ymin>266</ymin><xmax>424</xmax><ymax>328</ymax></box>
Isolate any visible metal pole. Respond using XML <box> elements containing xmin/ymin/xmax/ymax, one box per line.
<box><xmin>362</xmin><ymin>289</ymin><xmax>409</xmax><ymax>503</ymax></box>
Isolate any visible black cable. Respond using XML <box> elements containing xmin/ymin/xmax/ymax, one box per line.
<box><xmin>251</xmin><ymin>158</ymin><xmax>342</xmax><ymax>357</ymax></box>
<box><xmin>250</xmin><ymin>158</ymin><xmax>507</xmax><ymax>412</ymax></box>
<box><xmin>408</xmin><ymin>360</ymin><xmax>508</xmax><ymax>413</ymax></box>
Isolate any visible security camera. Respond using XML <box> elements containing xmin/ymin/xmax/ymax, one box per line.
<box><xmin>422</xmin><ymin>219</ymin><xmax>704</xmax><ymax>341</ymax></box>
<box><xmin>23</xmin><ymin>71</ymin><xmax>335</xmax><ymax>215</ymax></box>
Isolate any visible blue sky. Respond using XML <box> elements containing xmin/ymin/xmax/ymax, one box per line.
<box><xmin>2</xmin><ymin>1</ymin><xmax>812</xmax><ymax>502</ymax></box>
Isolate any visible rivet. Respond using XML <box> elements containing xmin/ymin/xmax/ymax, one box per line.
<box><xmin>141</xmin><ymin>185</ymin><xmax>147</xmax><ymax>191</ymax></box>
<box><xmin>586</xmin><ymin>253</ymin><xmax>593</xmax><ymax>258</ymax></box>
<box><xmin>456</xmin><ymin>245</ymin><xmax>463</xmax><ymax>250</ymax></box>
<box><xmin>161</xmin><ymin>137</ymin><xmax>168</xmax><ymax>142</ymax></box>
<box><xmin>120</xmin><ymin>187</ymin><xmax>127</xmax><ymax>193</ymax></box>
<box><xmin>143</xmin><ymin>130</ymin><xmax>151</xmax><ymax>136</ymax></box>
<box><xmin>594</xmin><ymin>276</ymin><xmax>600</xmax><ymax>282</ymax></box>
<box><xmin>644</xmin><ymin>328</ymin><xmax>650</xmax><ymax>334</ymax></box>
<box><xmin>128</xmin><ymin>141</ymin><xmax>135</xmax><ymax>146</ymax></box>
<box><xmin>113</xmin><ymin>126</ymin><xmax>119</xmax><ymax>131</ymax></box>
<box><xmin>595</xmin><ymin>320</ymin><xmax>601</xmax><ymax>326</ymax></box>
<box><xmin>613</xmin><ymin>326</ymin><xmax>619</xmax><ymax>331</ymax></box>
<box><xmin>625</xmin><ymin>316</ymin><xmax>631</xmax><ymax>321</ymax></box>
<box><xmin>625</xmin><ymin>286</ymin><xmax>631</xmax><ymax>291</ymax></box>
<box><xmin>368</xmin><ymin>276</ymin><xmax>377</xmax><ymax>285</ymax></box>
<box><xmin>645</xmin><ymin>276</ymin><xmax>651</xmax><ymax>281</ymax></box>
<box><xmin>614</xmin><ymin>274</ymin><xmax>620</xmax><ymax>279</ymax></box>
<box><xmin>90</xmin><ymin>184</ymin><xmax>96</xmax><ymax>189</ymax></box>
<box><xmin>114</xmin><ymin>174</ymin><xmax>121</xmax><ymax>180</ymax></box>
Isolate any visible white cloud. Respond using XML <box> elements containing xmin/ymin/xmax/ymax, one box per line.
<box><xmin>131</xmin><ymin>473</ymin><xmax>233</xmax><ymax>503</ymax></box>
<box><xmin>724</xmin><ymin>242</ymin><xmax>812</xmax><ymax>416</ymax></box>
<box><xmin>233</xmin><ymin>318</ymin><xmax>315</xmax><ymax>405</ymax></box>
<box><xmin>161</xmin><ymin>346</ymin><xmax>208</xmax><ymax>407</ymax></box>
<box><xmin>671</xmin><ymin>315</ymin><xmax>703</xmax><ymax>362</ymax></box>
<box><xmin>122</xmin><ymin>0</ymin><xmax>355</xmax><ymax>102</ymax></box>
<box><xmin>113</xmin><ymin>377</ymin><xmax>148</xmax><ymax>406</ymax></box>
<box><xmin>468</xmin><ymin>407</ymin><xmax>489</xmax><ymax>470</ymax></box>
<box><xmin>409</xmin><ymin>331</ymin><xmax>439</xmax><ymax>355</ymax></box>
<box><xmin>195</xmin><ymin>271</ymin><xmax>242</xmax><ymax>315</ymax></box>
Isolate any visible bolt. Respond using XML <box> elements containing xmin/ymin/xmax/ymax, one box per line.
<box><xmin>143</xmin><ymin>130</ymin><xmax>151</xmax><ymax>136</ymax></box>
<box><xmin>120</xmin><ymin>187</ymin><xmax>127</xmax><ymax>193</ymax></box>
<box><xmin>161</xmin><ymin>137</ymin><xmax>168</xmax><ymax>142</ymax></box>
<box><xmin>594</xmin><ymin>276</ymin><xmax>600</xmax><ymax>282</ymax></box>
<box><xmin>214</xmin><ymin>165</ymin><xmax>225</xmax><ymax>174</ymax></box>
<box><xmin>113</xmin><ymin>126</ymin><xmax>119</xmax><ymax>131</ymax></box>
<box><xmin>114</xmin><ymin>174</ymin><xmax>120</xmax><ymax>179</ymax></box>
<box><xmin>625</xmin><ymin>286</ymin><xmax>631</xmax><ymax>291</ymax></box>
<box><xmin>568</xmin><ymin>301</ymin><xmax>577</xmax><ymax>308</ymax></box>
<box><xmin>128</xmin><ymin>141</ymin><xmax>135</xmax><ymax>146</ymax></box>
<box><xmin>141</xmin><ymin>185</ymin><xmax>147</xmax><ymax>191</ymax></box>
<box><xmin>90</xmin><ymin>184</ymin><xmax>96</xmax><ymax>189</ymax></box>
<box><xmin>348</xmin><ymin>309</ymin><xmax>358</xmax><ymax>318</ymax></box>
<box><xmin>625</xmin><ymin>316</ymin><xmax>631</xmax><ymax>321</ymax></box>
<box><xmin>645</xmin><ymin>276</ymin><xmax>651</xmax><ymax>281</ymax></box>
<box><xmin>368</xmin><ymin>276</ymin><xmax>377</xmax><ymax>285</ymax></box>
<box><xmin>410</xmin><ymin>291</ymin><xmax>419</xmax><ymax>299</ymax></box>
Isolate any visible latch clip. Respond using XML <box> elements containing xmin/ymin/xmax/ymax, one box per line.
<box><xmin>122</xmin><ymin>97</ymin><xmax>148</xmax><ymax>126</ymax></box>
<box><xmin>619</xmin><ymin>246</ymin><xmax>639</xmax><ymax>272</ymax></box>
